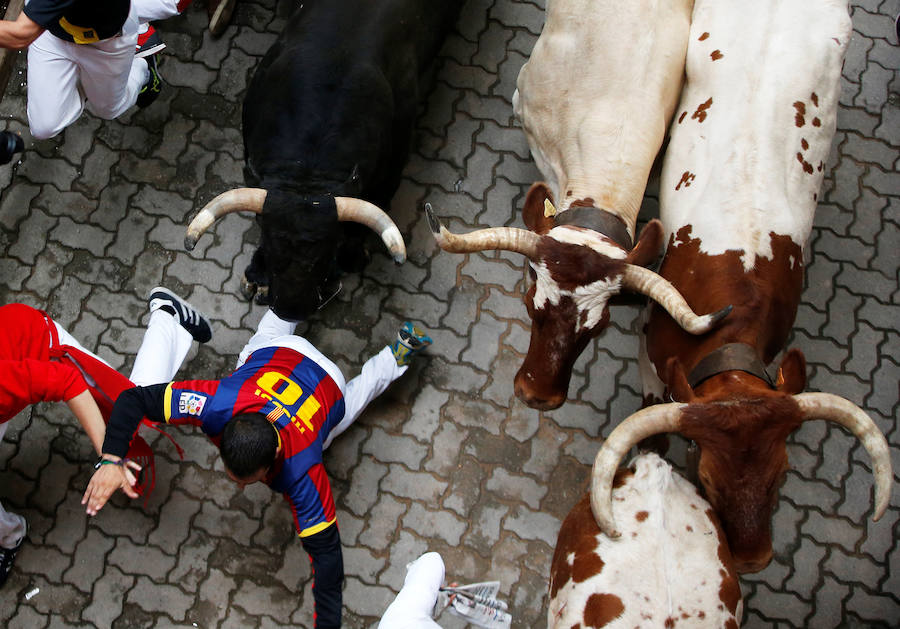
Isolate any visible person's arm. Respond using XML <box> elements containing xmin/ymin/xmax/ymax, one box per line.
<box><xmin>81</xmin><ymin>383</ymin><xmax>169</xmax><ymax>515</ymax></box>
<box><xmin>65</xmin><ymin>389</ymin><xmax>105</xmax><ymax>455</ymax></box>
<box><xmin>300</xmin><ymin>524</ymin><xmax>344</xmax><ymax>629</ymax></box>
<box><xmin>0</xmin><ymin>12</ymin><xmax>44</xmax><ymax>50</ymax></box>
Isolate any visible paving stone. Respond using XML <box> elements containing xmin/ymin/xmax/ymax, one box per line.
<box><xmin>485</xmin><ymin>467</ymin><xmax>546</xmax><ymax>509</ymax></box>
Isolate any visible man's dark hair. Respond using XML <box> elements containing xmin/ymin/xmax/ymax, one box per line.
<box><xmin>220</xmin><ymin>413</ymin><xmax>277</xmax><ymax>478</ymax></box>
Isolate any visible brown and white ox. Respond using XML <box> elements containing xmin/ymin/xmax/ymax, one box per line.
<box><xmin>589</xmin><ymin>0</ymin><xmax>893</xmax><ymax>574</ymax></box>
<box><xmin>550</xmin><ymin>453</ymin><xmax>742</xmax><ymax>628</ymax></box>
<box><xmin>425</xmin><ymin>0</ymin><xmax>731</xmax><ymax>410</ymax></box>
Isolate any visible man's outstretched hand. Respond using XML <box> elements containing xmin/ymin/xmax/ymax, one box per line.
<box><xmin>82</xmin><ymin>457</ymin><xmax>142</xmax><ymax>516</ymax></box>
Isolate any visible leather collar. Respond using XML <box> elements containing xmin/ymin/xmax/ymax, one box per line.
<box><xmin>554</xmin><ymin>207</ymin><xmax>633</xmax><ymax>250</ymax></box>
<box><xmin>688</xmin><ymin>342</ymin><xmax>775</xmax><ymax>389</ymax></box>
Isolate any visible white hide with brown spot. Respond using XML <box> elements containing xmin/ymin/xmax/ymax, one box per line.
<box><xmin>513</xmin><ymin>0</ymin><xmax>694</xmax><ymax>235</ymax></box>
<box><xmin>549</xmin><ymin>454</ymin><xmax>742</xmax><ymax>628</ymax></box>
<box><xmin>660</xmin><ymin>0</ymin><xmax>851</xmax><ymax>268</ymax></box>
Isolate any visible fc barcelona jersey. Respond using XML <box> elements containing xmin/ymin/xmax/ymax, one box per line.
<box><xmin>163</xmin><ymin>346</ymin><xmax>346</xmax><ymax>537</ymax></box>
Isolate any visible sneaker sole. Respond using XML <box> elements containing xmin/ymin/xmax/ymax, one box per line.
<box><xmin>135</xmin><ymin>42</ymin><xmax>166</xmax><ymax>59</ymax></box>
<box><xmin>210</xmin><ymin>0</ymin><xmax>237</xmax><ymax>36</ymax></box>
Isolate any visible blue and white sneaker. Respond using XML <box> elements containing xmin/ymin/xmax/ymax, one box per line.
<box><xmin>391</xmin><ymin>321</ymin><xmax>432</xmax><ymax>367</ymax></box>
<box><xmin>148</xmin><ymin>287</ymin><xmax>212</xmax><ymax>343</ymax></box>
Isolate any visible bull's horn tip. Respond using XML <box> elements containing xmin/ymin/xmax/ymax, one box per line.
<box><xmin>184</xmin><ymin>237</ymin><xmax>197</xmax><ymax>251</ymax></box>
<box><xmin>710</xmin><ymin>304</ymin><xmax>733</xmax><ymax>324</ymax></box>
<box><xmin>393</xmin><ymin>253</ymin><xmax>406</xmax><ymax>265</ymax></box>
<box><xmin>424</xmin><ymin>203</ymin><xmax>441</xmax><ymax>234</ymax></box>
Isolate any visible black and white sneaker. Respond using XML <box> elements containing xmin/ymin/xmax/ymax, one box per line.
<box><xmin>148</xmin><ymin>287</ymin><xmax>213</xmax><ymax>343</ymax></box>
<box><xmin>0</xmin><ymin>538</ymin><xmax>23</xmax><ymax>589</ymax></box>
<box><xmin>135</xmin><ymin>25</ymin><xmax>166</xmax><ymax>58</ymax></box>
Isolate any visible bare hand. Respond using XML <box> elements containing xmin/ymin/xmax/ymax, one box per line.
<box><xmin>81</xmin><ymin>459</ymin><xmax>142</xmax><ymax>516</ymax></box>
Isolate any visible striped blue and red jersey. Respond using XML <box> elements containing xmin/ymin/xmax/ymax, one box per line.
<box><xmin>163</xmin><ymin>346</ymin><xmax>346</xmax><ymax>537</ymax></box>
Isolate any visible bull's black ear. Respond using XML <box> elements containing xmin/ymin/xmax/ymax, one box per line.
<box><xmin>666</xmin><ymin>356</ymin><xmax>696</xmax><ymax>403</ymax></box>
<box><xmin>776</xmin><ymin>348</ymin><xmax>806</xmax><ymax>394</ymax></box>
<box><xmin>626</xmin><ymin>219</ymin><xmax>664</xmax><ymax>267</ymax></box>
<box><xmin>522</xmin><ymin>182</ymin><xmax>555</xmax><ymax>235</ymax></box>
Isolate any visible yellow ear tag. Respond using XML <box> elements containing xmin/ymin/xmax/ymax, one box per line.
<box><xmin>543</xmin><ymin>198</ymin><xmax>557</xmax><ymax>218</ymax></box>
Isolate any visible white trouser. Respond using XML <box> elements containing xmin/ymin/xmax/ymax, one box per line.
<box><xmin>24</xmin><ymin>0</ymin><xmax>183</xmax><ymax>139</ymax></box>
<box><xmin>379</xmin><ymin>552</ymin><xmax>445</xmax><ymax>628</ymax></box>
<box><xmin>0</xmin><ymin>309</ymin><xmax>192</xmax><ymax>547</ymax></box>
<box><xmin>238</xmin><ymin>309</ymin><xmax>407</xmax><ymax>449</ymax></box>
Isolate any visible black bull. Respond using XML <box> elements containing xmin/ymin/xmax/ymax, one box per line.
<box><xmin>188</xmin><ymin>0</ymin><xmax>464</xmax><ymax>320</ymax></box>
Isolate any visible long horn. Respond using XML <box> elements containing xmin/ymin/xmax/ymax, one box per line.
<box><xmin>425</xmin><ymin>203</ymin><xmax>540</xmax><ymax>260</ymax></box>
<box><xmin>622</xmin><ymin>264</ymin><xmax>732</xmax><ymax>334</ymax></box>
<box><xmin>334</xmin><ymin>197</ymin><xmax>406</xmax><ymax>264</ymax></box>
<box><xmin>590</xmin><ymin>403</ymin><xmax>685</xmax><ymax>536</ymax></box>
<box><xmin>794</xmin><ymin>392</ymin><xmax>892</xmax><ymax>521</ymax></box>
<box><xmin>185</xmin><ymin>188</ymin><xmax>267</xmax><ymax>251</ymax></box>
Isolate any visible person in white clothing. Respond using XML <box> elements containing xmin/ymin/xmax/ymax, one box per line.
<box><xmin>379</xmin><ymin>552</ymin><xmax>446</xmax><ymax>629</ymax></box>
<box><xmin>0</xmin><ymin>0</ymin><xmax>192</xmax><ymax>139</ymax></box>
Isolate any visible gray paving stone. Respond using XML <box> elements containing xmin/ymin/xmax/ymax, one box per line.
<box><xmin>126</xmin><ymin>575</ymin><xmax>193</xmax><ymax>621</ymax></box>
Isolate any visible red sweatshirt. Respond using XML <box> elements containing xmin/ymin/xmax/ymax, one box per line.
<box><xmin>0</xmin><ymin>304</ymin><xmax>89</xmax><ymax>424</ymax></box>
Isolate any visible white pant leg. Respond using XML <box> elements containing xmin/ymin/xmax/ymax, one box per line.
<box><xmin>53</xmin><ymin>322</ymin><xmax>112</xmax><ymax>367</ymax></box>
<box><xmin>129</xmin><ymin>310</ymin><xmax>194</xmax><ymax>386</ymax></box>
<box><xmin>0</xmin><ymin>422</ymin><xmax>26</xmax><ymax>549</ymax></box>
<box><xmin>26</xmin><ymin>33</ymin><xmax>86</xmax><ymax>139</ymax></box>
<box><xmin>26</xmin><ymin>8</ymin><xmax>143</xmax><ymax>138</ymax></box>
<box><xmin>237</xmin><ymin>309</ymin><xmax>298</xmax><ymax>368</ymax></box>
<box><xmin>323</xmin><ymin>346</ymin><xmax>406</xmax><ymax>450</ymax></box>
<box><xmin>378</xmin><ymin>552</ymin><xmax>444</xmax><ymax>628</ymax></box>
<box><xmin>132</xmin><ymin>0</ymin><xmax>183</xmax><ymax>22</ymax></box>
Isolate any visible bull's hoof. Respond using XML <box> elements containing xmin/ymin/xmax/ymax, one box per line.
<box><xmin>240</xmin><ymin>275</ymin><xmax>258</xmax><ymax>302</ymax></box>
<box><xmin>254</xmin><ymin>286</ymin><xmax>272</xmax><ymax>306</ymax></box>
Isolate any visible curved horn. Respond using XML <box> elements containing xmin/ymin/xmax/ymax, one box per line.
<box><xmin>185</xmin><ymin>188</ymin><xmax>267</xmax><ymax>251</ymax></box>
<box><xmin>590</xmin><ymin>403</ymin><xmax>685</xmax><ymax>536</ymax></box>
<box><xmin>334</xmin><ymin>197</ymin><xmax>406</xmax><ymax>264</ymax></box>
<box><xmin>425</xmin><ymin>203</ymin><xmax>540</xmax><ymax>260</ymax></box>
<box><xmin>794</xmin><ymin>392</ymin><xmax>892</xmax><ymax>521</ymax></box>
<box><xmin>622</xmin><ymin>264</ymin><xmax>732</xmax><ymax>334</ymax></box>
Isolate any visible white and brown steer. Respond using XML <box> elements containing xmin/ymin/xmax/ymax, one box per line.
<box><xmin>590</xmin><ymin>0</ymin><xmax>893</xmax><ymax>574</ymax></box>
<box><xmin>550</xmin><ymin>453</ymin><xmax>742</xmax><ymax>629</ymax></box>
<box><xmin>426</xmin><ymin>0</ymin><xmax>730</xmax><ymax>410</ymax></box>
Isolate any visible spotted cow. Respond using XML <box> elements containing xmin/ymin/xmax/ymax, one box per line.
<box><xmin>425</xmin><ymin>0</ymin><xmax>731</xmax><ymax>410</ymax></box>
<box><xmin>550</xmin><ymin>453</ymin><xmax>742</xmax><ymax>628</ymax></box>
<box><xmin>589</xmin><ymin>0</ymin><xmax>893</xmax><ymax>573</ymax></box>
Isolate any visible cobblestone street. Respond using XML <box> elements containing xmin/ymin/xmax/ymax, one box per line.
<box><xmin>0</xmin><ymin>0</ymin><xmax>897</xmax><ymax>627</ymax></box>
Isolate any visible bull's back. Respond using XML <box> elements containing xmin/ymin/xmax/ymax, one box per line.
<box><xmin>548</xmin><ymin>454</ymin><xmax>741</xmax><ymax>628</ymax></box>
<box><xmin>659</xmin><ymin>0</ymin><xmax>851</xmax><ymax>262</ymax></box>
<box><xmin>242</xmin><ymin>0</ymin><xmax>462</xmax><ymax>188</ymax></box>
<box><xmin>514</xmin><ymin>0</ymin><xmax>693</xmax><ymax>221</ymax></box>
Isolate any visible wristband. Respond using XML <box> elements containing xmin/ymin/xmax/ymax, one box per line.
<box><xmin>93</xmin><ymin>457</ymin><xmax>127</xmax><ymax>471</ymax></box>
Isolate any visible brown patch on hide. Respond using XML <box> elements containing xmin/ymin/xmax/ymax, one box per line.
<box><xmin>817</xmin><ymin>161</ymin><xmax>823</xmax><ymax>172</ymax></box>
<box><xmin>583</xmin><ymin>593</ymin><xmax>625</xmax><ymax>627</ymax></box>
<box><xmin>686</xmin><ymin>525</ymin><xmax>693</xmax><ymax>532</ymax></box>
<box><xmin>710</xmin><ymin>50</ymin><xmax>723</xmax><ymax>61</ymax></box>
<box><xmin>665</xmin><ymin>618</ymin><xmax>676</xmax><ymax>628</ymax></box>
<box><xmin>801</xmin><ymin>139</ymin><xmax>808</xmax><ymax>150</ymax></box>
<box><xmin>675</xmin><ymin>171</ymin><xmax>696</xmax><ymax>190</ymax></box>
<box><xmin>810</xmin><ymin>92</ymin><xmax>818</xmax><ymax>106</ymax></box>
<box><xmin>793</xmin><ymin>101</ymin><xmax>805</xmax><ymax>127</ymax></box>
<box><xmin>691</xmin><ymin>98</ymin><xmax>713</xmax><ymax>123</ymax></box>
<box><xmin>550</xmin><ymin>496</ymin><xmax>606</xmax><ymax>599</ymax></box>
<box><xmin>635</xmin><ymin>511</ymin><xmax>649</xmax><ymax>522</ymax></box>
<box><xmin>725</xmin><ymin>620</ymin><xmax>739</xmax><ymax>629</ymax></box>
<box><xmin>678</xmin><ymin>111</ymin><xmax>687</xmax><ymax>123</ymax></box>
<box><xmin>571</xmin><ymin>198</ymin><xmax>596</xmax><ymax>208</ymax></box>
<box><xmin>567</xmin><ymin>190</ymin><xmax>572</xmax><ymax>197</ymax></box>
<box><xmin>699</xmin><ymin>32</ymin><xmax>709</xmax><ymax>41</ymax></box>
<box><xmin>812</xmin><ymin>117</ymin><xmax>821</xmax><ymax>127</ymax></box>
<box><xmin>612</xmin><ymin>466</ymin><xmax>634</xmax><ymax>489</ymax></box>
